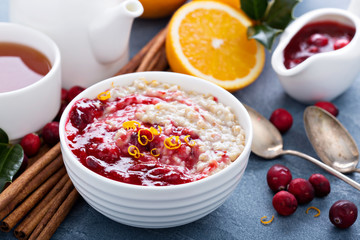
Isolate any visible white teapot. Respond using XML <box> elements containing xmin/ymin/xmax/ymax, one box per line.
<box><xmin>10</xmin><ymin>0</ymin><xmax>143</xmax><ymax>88</ymax></box>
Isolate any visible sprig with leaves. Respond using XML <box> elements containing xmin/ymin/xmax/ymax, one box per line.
<box><xmin>241</xmin><ymin>0</ymin><xmax>301</xmax><ymax>50</ymax></box>
<box><xmin>0</xmin><ymin>128</ymin><xmax>24</xmax><ymax>191</ymax></box>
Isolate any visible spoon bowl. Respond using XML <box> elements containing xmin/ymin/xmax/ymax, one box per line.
<box><xmin>244</xmin><ymin>104</ymin><xmax>360</xmax><ymax>191</ymax></box>
<box><xmin>304</xmin><ymin>106</ymin><xmax>360</xmax><ymax>173</ymax></box>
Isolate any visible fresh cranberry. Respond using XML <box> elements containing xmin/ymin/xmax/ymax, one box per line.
<box><xmin>308</xmin><ymin>33</ymin><xmax>329</xmax><ymax>47</ymax></box>
<box><xmin>61</xmin><ymin>88</ymin><xmax>68</xmax><ymax>102</ymax></box>
<box><xmin>20</xmin><ymin>133</ymin><xmax>41</xmax><ymax>157</ymax></box>
<box><xmin>66</xmin><ymin>86</ymin><xmax>85</xmax><ymax>102</ymax></box>
<box><xmin>309</xmin><ymin>173</ymin><xmax>331</xmax><ymax>197</ymax></box>
<box><xmin>269</xmin><ymin>108</ymin><xmax>293</xmax><ymax>133</ymax></box>
<box><xmin>334</xmin><ymin>38</ymin><xmax>350</xmax><ymax>50</ymax></box>
<box><xmin>266</xmin><ymin>164</ymin><xmax>292</xmax><ymax>192</ymax></box>
<box><xmin>288</xmin><ymin>178</ymin><xmax>315</xmax><ymax>204</ymax></box>
<box><xmin>329</xmin><ymin>200</ymin><xmax>358</xmax><ymax>229</ymax></box>
<box><xmin>314</xmin><ymin>101</ymin><xmax>339</xmax><ymax>117</ymax></box>
<box><xmin>42</xmin><ymin>122</ymin><xmax>60</xmax><ymax>146</ymax></box>
<box><xmin>272</xmin><ymin>191</ymin><xmax>298</xmax><ymax>216</ymax></box>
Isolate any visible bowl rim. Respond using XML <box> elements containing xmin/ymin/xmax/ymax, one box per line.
<box><xmin>0</xmin><ymin>22</ymin><xmax>61</xmax><ymax>96</ymax></box>
<box><xmin>59</xmin><ymin>71</ymin><xmax>253</xmax><ymax>191</ymax></box>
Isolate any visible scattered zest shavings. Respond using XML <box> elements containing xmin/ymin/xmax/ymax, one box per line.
<box><xmin>97</xmin><ymin>91</ymin><xmax>111</xmax><ymax>101</ymax></box>
<box><xmin>122</xmin><ymin>121</ymin><xmax>141</xmax><ymax>130</ymax></box>
<box><xmin>149</xmin><ymin>126</ymin><xmax>162</xmax><ymax>135</ymax></box>
<box><xmin>150</xmin><ymin>148</ymin><xmax>160</xmax><ymax>157</ymax></box>
<box><xmin>138</xmin><ymin>129</ymin><xmax>154</xmax><ymax>146</ymax></box>
<box><xmin>306</xmin><ymin>206</ymin><xmax>321</xmax><ymax>217</ymax></box>
<box><xmin>128</xmin><ymin>145</ymin><xmax>143</xmax><ymax>158</ymax></box>
<box><xmin>184</xmin><ymin>135</ymin><xmax>196</xmax><ymax>146</ymax></box>
<box><xmin>164</xmin><ymin>136</ymin><xmax>182</xmax><ymax>149</ymax></box>
<box><xmin>260</xmin><ymin>215</ymin><xmax>274</xmax><ymax>225</ymax></box>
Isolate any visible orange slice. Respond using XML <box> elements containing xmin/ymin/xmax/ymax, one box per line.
<box><xmin>166</xmin><ymin>1</ymin><xmax>265</xmax><ymax>91</ymax></box>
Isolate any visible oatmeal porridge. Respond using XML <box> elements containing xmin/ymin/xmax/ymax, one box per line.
<box><xmin>65</xmin><ymin>78</ymin><xmax>246</xmax><ymax>186</ymax></box>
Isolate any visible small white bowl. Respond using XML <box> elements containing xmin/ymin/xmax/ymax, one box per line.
<box><xmin>0</xmin><ymin>23</ymin><xmax>61</xmax><ymax>142</ymax></box>
<box><xmin>59</xmin><ymin>71</ymin><xmax>252</xmax><ymax>228</ymax></box>
<box><xmin>271</xmin><ymin>8</ymin><xmax>360</xmax><ymax>104</ymax></box>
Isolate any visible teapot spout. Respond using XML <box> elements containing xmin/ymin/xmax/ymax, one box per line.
<box><xmin>88</xmin><ymin>0</ymin><xmax>143</xmax><ymax>64</ymax></box>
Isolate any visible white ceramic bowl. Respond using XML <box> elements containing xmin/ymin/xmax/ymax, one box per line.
<box><xmin>0</xmin><ymin>23</ymin><xmax>61</xmax><ymax>142</ymax></box>
<box><xmin>59</xmin><ymin>72</ymin><xmax>252</xmax><ymax>228</ymax></box>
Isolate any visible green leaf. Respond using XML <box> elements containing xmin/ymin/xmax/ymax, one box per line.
<box><xmin>264</xmin><ymin>0</ymin><xmax>301</xmax><ymax>30</ymax></box>
<box><xmin>0</xmin><ymin>128</ymin><xmax>9</xmax><ymax>144</ymax></box>
<box><xmin>248</xmin><ymin>24</ymin><xmax>282</xmax><ymax>50</ymax></box>
<box><xmin>0</xmin><ymin>143</ymin><xmax>24</xmax><ymax>191</ymax></box>
<box><xmin>240</xmin><ymin>0</ymin><xmax>268</xmax><ymax>20</ymax></box>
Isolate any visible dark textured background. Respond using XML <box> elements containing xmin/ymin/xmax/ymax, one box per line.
<box><xmin>1</xmin><ymin>0</ymin><xmax>360</xmax><ymax>239</ymax></box>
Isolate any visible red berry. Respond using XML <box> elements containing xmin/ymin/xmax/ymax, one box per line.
<box><xmin>309</xmin><ymin>173</ymin><xmax>331</xmax><ymax>197</ymax></box>
<box><xmin>266</xmin><ymin>164</ymin><xmax>292</xmax><ymax>192</ymax></box>
<box><xmin>61</xmin><ymin>88</ymin><xmax>68</xmax><ymax>102</ymax></box>
<box><xmin>308</xmin><ymin>33</ymin><xmax>329</xmax><ymax>47</ymax></box>
<box><xmin>42</xmin><ymin>122</ymin><xmax>60</xmax><ymax>146</ymax></box>
<box><xmin>20</xmin><ymin>133</ymin><xmax>41</xmax><ymax>157</ymax></box>
<box><xmin>272</xmin><ymin>191</ymin><xmax>298</xmax><ymax>216</ymax></box>
<box><xmin>334</xmin><ymin>39</ymin><xmax>350</xmax><ymax>50</ymax></box>
<box><xmin>329</xmin><ymin>200</ymin><xmax>358</xmax><ymax>229</ymax></box>
<box><xmin>288</xmin><ymin>178</ymin><xmax>315</xmax><ymax>204</ymax></box>
<box><xmin>269</xmin><ymin>108</ymin><xmax>293</xmax><ymax>133</ymax></box>
<box><xmin>314</xmin><ymin>101</ymin><xmax>339</xmax><ymax>117</ymax></box>
<box><xmin>66</xmin><ymin>86</ymin><xmax>85</xmax><ymax>103</ymax></box>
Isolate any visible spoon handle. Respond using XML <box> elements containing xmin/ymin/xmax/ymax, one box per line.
<box><xmin>283</xmin><ymin>149</ymin><xmax>360</xmax><ymax>191</ymax></box>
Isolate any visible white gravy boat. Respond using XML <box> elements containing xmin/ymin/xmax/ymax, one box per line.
<box><xmin>271</xmin><ymin>1</ymin><xmax>360</xmax><ymax>103</ymax></box>
<box><xmin>10</xmin><ymin>0</ymin><xmax>143</xmax><ymax>88</ymax></box>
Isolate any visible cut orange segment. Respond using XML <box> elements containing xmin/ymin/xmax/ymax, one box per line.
<box><xmin>166</xmin><ymin>1</ymin><xmax>265</xmax><ymax>91</ymax></box>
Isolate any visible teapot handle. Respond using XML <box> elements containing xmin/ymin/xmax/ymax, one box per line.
<box><xmin>88</xmin><ymin>0</ymin><xmax>143</xmax><ymax>64</ymax></box>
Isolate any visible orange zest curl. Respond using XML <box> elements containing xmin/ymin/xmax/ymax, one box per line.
<box><xmin>97</xmin><ymin>91</ymin><xmax>111</xmax><ymax>101</ymax></box>
<box><xmin>138</xmin><ymin>129</ymin><xmax>154</xmax><ymax>146</ymax></box>
<box><xmin>184</xmin><ymin>135</ymin><xmax>196</xmax><ymax>146</ymax></box>
<box><xmin>164</xmin><ymin>136</ymin><xmax>182</xmax><ymax>149</ymax></box>
<box><xmin>149</xmin><ymin>126</ymin><xmax>162</xmax><ymax>135</ymax></box>
<box><xmin>150</xmin><ymin>148</ymin><xmax>160</xmax><ymax>157</ymax></box>
<box><xmin>122</xmin><ymin>121</ymin><xmax>141</xmax><ymax>130</ymax></box>
<box><xmin>128</xmin><ymin>145</ymin><xmax>143</xmax><ymax>158</ymax></box>
<box><xmin>306</xmin><ymin>206</ymin><xmax>321</xmax><ymax>217</ymax></box>
<box><xmin>260</xmin><ymin>215</ymin><xmax>274</xmax><ymax>225</ymax></box>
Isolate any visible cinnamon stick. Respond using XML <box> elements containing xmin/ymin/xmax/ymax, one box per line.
<box><xmin>114</xmin><ymin>26</ymin><xmax>167</xmax><ymax>75</ymax></box>
<box><xmin>0</xmin><ymin>142</ymin><xmax>61</xmax><ymax>212</ymax></box>
<box><xmin>28</xmin><ymin>178</ymin><xmax>75</xmax><ymax>240</ymax></box>
<box><xmin>14</xmin><ymin>174</ymin><xmax>70</xmax><ymax>240</ymax></box>
<box><xmin>0</xmin><ymin>167</ymin><xmax>66</xmax><ymax>232</ymax></box>
<box><xmin>136</xmin><ymin>26</ymin><xmax>168</xmax><ymax>72</ymax></box>
<box><xmin>33</xmin><ymin>188</ymin><xmax>79</xmax><ymax>240</ymax></box>
<box><xmin>28</xmin><ymin>144</ymin><xmax>51</xmax><ymax>167</ymax></box>
<box><xmin>0</xmin><ymin>154</ymin><xmax>64</xmax><ymax>220</ymax></box>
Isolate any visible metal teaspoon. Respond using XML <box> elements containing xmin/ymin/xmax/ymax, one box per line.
<box><xmin>244</xmin><ymin>104</ymin><xmax>360</xmax><ymax>191</ymax></box>
<box><xmin>304</xmin><ymin>106</ymin><xmax>360</xmax><ymax>174</ymax></box>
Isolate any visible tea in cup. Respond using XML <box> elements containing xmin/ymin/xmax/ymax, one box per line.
<box><xmin>0</xmin><ymin>23</ymin><xmax>61</xmax><ymax>142</ymax></box>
